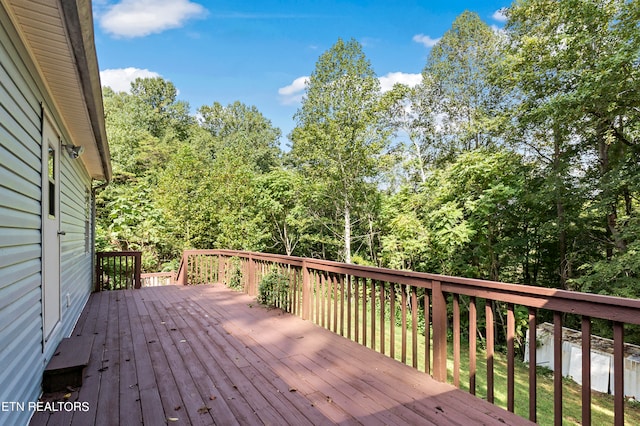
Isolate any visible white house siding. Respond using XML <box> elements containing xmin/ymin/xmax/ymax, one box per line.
<box><xmin>58</xmin><ymin>156</ymin><xmax>93</xmax><ymax>343</ymax></box>
<box><xmin>0</xmin><ymin>5</ymin><xmax>93</xmax><ymax>425</ymax></box>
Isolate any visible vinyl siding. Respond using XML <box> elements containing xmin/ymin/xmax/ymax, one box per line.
<box><xmin>57</xmin><ymin>151</ymin><xmax>92</xmax><ymax>343</ymax></box>
<box><xmin>0</xmin><ymin>6</ymin><xmax>94</xmax><ymax>425</ymax></box>
<box><xmin>0</xmin><ymin>10</ymin><xmax>44</xmax><ymax>426</ymax></box>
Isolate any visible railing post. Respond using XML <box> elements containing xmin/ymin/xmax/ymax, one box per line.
<box><xmin>302</xmin><ymin>261</ymin><xmax>310</xmax><ymax>321</ymax></box>
<box><xmin>432</xmin><ymin>280</ymin><xmax>447</xmax><ymax>382</ymax></box>
<box><xmin>218</xmin><ymin>255</ymin><xmax>224</xmax><ymax>284</ymax></box>
<box><xmin>613</xmin><ymin>322</ymin><xmax>624</xmax><ymax>426</ymax></box>
<box><xmin>95</xmin><ymin>252</ymin><xmax>103</xmax><ymax>292</ymax></box>
<box><xmin>134</xmin><ymin>251</ymin><xmax>142</xmax><ymax>289</ymax></box>
<box><xmin>248</xmin><ymin>254</ymin><xmax>255</xmax><ymax>296</ymax></box>
<box><xmin>179</xmin><ymin>252</ymin><xmax>188</xmax><ymax>285</ymax></box>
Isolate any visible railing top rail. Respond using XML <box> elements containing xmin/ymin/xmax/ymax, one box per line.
<box><xmin>185</xmin><ymin>249</ymin><xmax>640</xmax><ymax>325</ymax></box>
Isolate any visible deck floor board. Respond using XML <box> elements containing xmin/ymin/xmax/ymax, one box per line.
<box><xmin>31</xmin><ymin>284</ymin><xmax>533</xmax><ymax>425</ymax></box>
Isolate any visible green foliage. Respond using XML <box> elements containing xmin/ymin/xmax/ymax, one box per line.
<box><xmin>425</xmin><ymin>11</ymin><xmax>505</xmax><ymax>152</ymax></box>
<box><xmin>226</xmin><ymin>257</ymin><xmax>244</xmax><ymax>290</ymax></box>
<box><xmin>290</xmin><ymin>38</ymin><xmax>390</xmax><ymax>263</ymax></box>
<box><xmin>96</xmin><ymin>6</ymin><xmax>640</xmax><ymax>338</ymax></box>
<box><xmin>256</xmin><ymin>169</ymin><xmax>311</xmax><ymax>255</ymax></box>
<box><xmin>96</xmin><ymin>180</ymin><xmax>169</xmax><ymax>271</ymax></box>
<box><xmin>198</xmin><ymin>101</ymin><xmax>282</xmax><ymax>172</ymax></box>
<box><xmin>257</xmin><ymin>269</ymin><xmax>291</xmax><ymax>310</ymax></box>
<box><xmin>380</xmin><ymin>149</ymin><xmax>530</xmax><ymax>281</ymax></box>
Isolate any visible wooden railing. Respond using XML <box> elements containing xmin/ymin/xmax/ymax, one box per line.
<box><xmin>95</xmin><ymin>251</ymin><xmax>141</xmax><ymax>291</ymax></box>
<box><xmin>174</xmin><ymin>249</ymin><xmax>640</xmax><ymax>426</ymax></box>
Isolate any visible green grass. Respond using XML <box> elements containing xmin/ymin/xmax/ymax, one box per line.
<box><xmin>307</xmin><ymin>295</ymin><xmax>640</xmax><ymax>425</ymax></box>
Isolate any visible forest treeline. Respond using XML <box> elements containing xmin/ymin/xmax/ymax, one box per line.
<box><xmin>97</xmin><ymin>0</ymin><xmax>640</xmax><ymax>300</ymax></box>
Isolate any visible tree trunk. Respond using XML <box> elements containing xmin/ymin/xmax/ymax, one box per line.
<box><xmin>412</xmin><ymin>139</ymin><xmax>427</xmax><ymax>183</ymax></box>
<box><xmin>598</xmin><ymin>127</ymin><xmax>627</xmax><ymax>255</ymax></box>
<box><xmin>344</xmin><ymin>200</ymin><xmax>352</xmax><ymax>264</ymax></box>
<box><xmin>553</xmin><ymin>127</ymin><xmax>568</xmax><ymax>289</ymax></box>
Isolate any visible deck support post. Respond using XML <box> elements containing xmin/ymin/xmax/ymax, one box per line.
<box><xmin>432</xmin><ymin>280</ymin><xmax>447</xmax><ymax>382</ymax></box>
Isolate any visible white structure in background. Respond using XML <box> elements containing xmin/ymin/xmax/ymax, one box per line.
<box><xmin>524</xmin><ymin>323</ymin><xmax>640</xmax><ymax>400</ymax></box>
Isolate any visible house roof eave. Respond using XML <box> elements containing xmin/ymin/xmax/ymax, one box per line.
<box><xmin>4</xmin><ymin>0</ymin><xmax>111</xmax><ymax>181</ymax></box>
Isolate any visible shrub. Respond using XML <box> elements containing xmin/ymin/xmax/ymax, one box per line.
<box><xmin>258</xmin><ymin>269</ymin><xmax>290</xmax><ymax>310</ymax></box>
<box><xmin>227</xmin><ymin>256</ymin><xmax>244</xmax><ymax>290</ymax></box>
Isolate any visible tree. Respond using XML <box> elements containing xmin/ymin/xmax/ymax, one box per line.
<box><xmin>130</xmin><ymin>77</ymin><xmax>193</xmax><ymax>141</ymax></box>
<box><xmin>381</xmin><ymin>81</ymin><xmax>440</xmax><ymax>186</ymax></box>
<box><xmin>380</xmin><ymin>149</ymin><xmax>530</xmax><ymax>281</ymax></box>
<box><xmin>502</xmin><ymin>0</ymin><xmax>640</xmax><ymax>292</ymax></box>
<box><xmin>290</xmin><ymin>38</ymin><xmax>390</xmax><ymax>263</ymax></box>
<box><xmin>425</xmin><ymin>11</ymin><xmax>505</xmax><ymax>153</ymax></box>
<box><xmin>256</xmin><ymin>169</ymin><xmax>310</xmax><ymax>256</ymax></box>
<box><xmin>198</xmin><ymin>101</ymin><xmax>282</xmax><ymax>172</ymax></box>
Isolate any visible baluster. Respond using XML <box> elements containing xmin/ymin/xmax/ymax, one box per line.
<box><xmin>326</xmin><ymin>272</ymin><xmax>332</xmax><ymax>330</ymax></box>
<box><xmin>469</xmin><ymin>296</ymin><xmax>477</xmax><ymax>395</ymax></box>
<box><xmin>425</xmin><ymin>289</ymin><xmax>431</xmax><ymax>375</ymax></box>
<box><xmin>486</xmin><ymin>300</ymin><xmax>495</xmax><ymax>403</ymax></box>
<box><xmin>507</xmin><ymin>303</ymin><xmax>515</xmax><ymax>412</ymax></box>
<box><xmin>529</xmin><ymin>307</ymin><xmax>537</xmax><ymax>422</ymax></box>
<box><xmin>582</xmin><ymin>316</ymin><xmax>591</xmax><ymax>426</ymax></box>
<box><xmin>554</xmin><ymin>312</ymin><xmax>563</xmax><ymax>426</ymax></box>
<box><xmin>411</xmin><ymin>286</ymin><xmax>418</xmax><ymax>368</ymax></box>
<box><xmin>453</xmin><ymin>293</ymin><xmax>460</xmax><ymax>387</ymax></box>
<box><xmin>390</xmin><ymin>284</ymin><xmax>396</xmax><ymax>359</ymax></box>
<box><xmin>347</xmin><ymin>275</ymin><xmax>352</xmax><ymax>340</ymax></box>
<box><xmin>371</xmin><ymin>280</ymin><xmax>376</xmax><ymax>350</ymax></box>
<box><xmin>339</xmin><ymin>274</ymin><xmax>345</xmax><ymax>336</ymax></box>
<box><xmin>401</xmin><ymin>284</ymin><xmax>407</xmax><ymax>364</ymax></box>
<box><xmin>362</xmin><ymin>278</ymin><xmax>367</xmax><ymax>346</ymax></box>
<box><xmin>354</xmin><ymin>277</ymin><xmax>359</xmax><ymax>343</ymax></box>
<box><xmin>380</xmin><ymin>282</ymin><xmax>385</xmax><ymax>356</ymax></box>
<box><xmin>315</xmin><ymin>270</ymin><xmax>320</xmax><ymax>325</ymax></box>
<box><xmin>333</xmin><ymin>274</ymin><xmax>338</xmax><ymax>334</ymax></box>
<box><xmin>321</xmin><ymin>271</ymin><xmax>326</xmax><ymax>328</ymax></box>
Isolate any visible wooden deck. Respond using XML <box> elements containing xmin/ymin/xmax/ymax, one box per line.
<box><xmin>31</xmin><ymin>284</ymin><xmax>532</xmax><ymax>425</ymax></box>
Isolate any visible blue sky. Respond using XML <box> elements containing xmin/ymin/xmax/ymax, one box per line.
<box><xmin>94</xmin><ymin>0</ymin><xmax>509</xmax><ymax>144</ymax></box>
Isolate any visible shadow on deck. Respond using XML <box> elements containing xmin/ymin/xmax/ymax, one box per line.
<box><xmin>31</xmin><ymin>284</ymin><xmax>532</xmax><ymax>425</ymax></box>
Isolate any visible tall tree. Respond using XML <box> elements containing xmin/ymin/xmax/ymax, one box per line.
<box><xmin>425</xmin><ymin>11</ymin><xmax>504</xmax><ymax>154</ymax></box>
<box><xmin>256</xmin><ymin>169</ymin><xmax>310</xmax><ymax>256</ymax></box>
<box><xmin>503</xmin><ymin>0</ymin><xmax>640</xmax><ymax>292</ymax></box>
<box><xmin>130</xmin><ymin>77</ymin><xmax>193</xmax><ymax>141</ymax></box>
<box><xmin>98</xmin><ymin>78</ymin><xmax>197</xmax><ymax>270</ymax></box>
<box><xmin>198</xmin><ymin>101</ymin><xmax>282</xmax><ymax>172</ymax></box>
<box><xmin>381</xmin><ymin>81</ymin><xmax>440</xmax><ymax>186</ymax></box>
<box><xmin>290</xmin><ymin>38</ymin><xmax>389</xmax><ymax>263</ymax></box>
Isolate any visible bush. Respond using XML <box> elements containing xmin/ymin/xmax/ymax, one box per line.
<box><xmin>227</xmin><ymin>256</ymin><xmax>244</xmax><ymax>290</ymax></box>
<box><xmin>258</xmin><ymin>269</ymin><xmax>290</xmax><ymax>310</ymax></box>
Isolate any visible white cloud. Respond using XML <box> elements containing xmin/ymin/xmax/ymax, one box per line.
<box><xmin>412</xmin><ymin>33</ymin><xmax>440</xmax><ymax>48</ymax></box>
<box><xmin>99</xmin><ymin>0</ymin><xmax>207</xmax><ymax>38</ymax></box>
<box><xmin>278</xmin><ymin>76</ymin><xmax>309</xmax><ymax>105</ymax></box>
<box><xmin>378</xmin><ymin>72</ymin><xmax>422</xmax><ymax>93</ymax></box>
<box><xmin>492</xmin><ymin>8</ymin><xmax>508</xmax><ymax>23</ymax></box>
<box><xmin>100</xmin><ymin>67</ymin><xmax>161</xmax><ymax>92</ymax></box>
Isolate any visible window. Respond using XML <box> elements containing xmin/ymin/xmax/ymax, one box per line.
<box><xmin>48</xmin><ymin>146</ymin><xmax>55</xmax><ymax>217</ymax></box>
